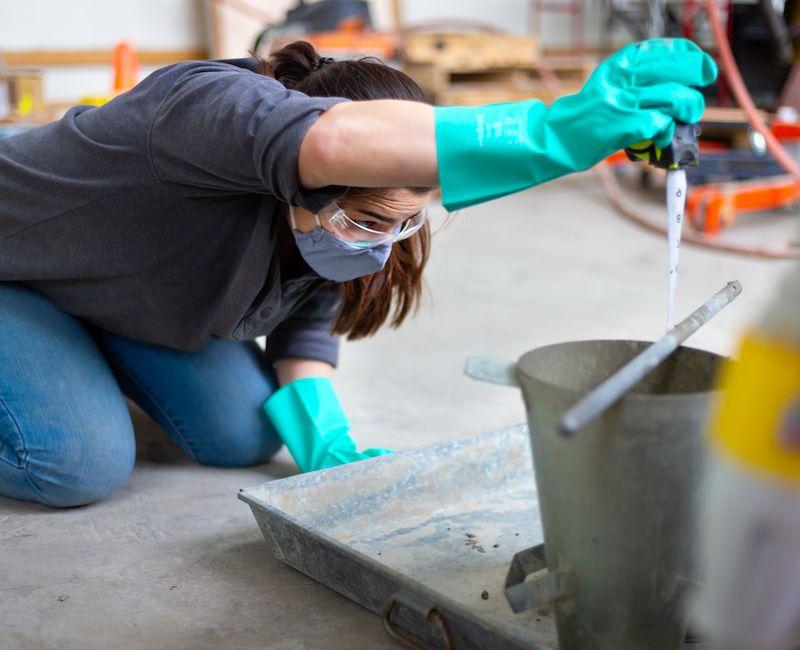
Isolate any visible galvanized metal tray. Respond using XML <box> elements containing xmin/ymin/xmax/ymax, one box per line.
<box><xmin>239</xmin><ymin>425</ymin><xmax>557</xmax><ymax>649</ymax></box>
<box><xmin>240</xmin><ymin>426</ymin><xmax>704</xmax><ymax>648</ymax></box>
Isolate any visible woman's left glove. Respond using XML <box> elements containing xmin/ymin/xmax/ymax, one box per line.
<box><xmin>434</xmin><ymin>38</ymin><xmax>718</xmax><ymax>211</ymax></box>
<box><xmin>263</xmin><ymin>376</ymin><xmax>393</xmax><ymax>473</ymax></box>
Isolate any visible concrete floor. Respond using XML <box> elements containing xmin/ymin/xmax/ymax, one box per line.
<box><xmin>1</xmin><ymin>173</ymin><xmax>796</xmax><ymax>649</ymax></box>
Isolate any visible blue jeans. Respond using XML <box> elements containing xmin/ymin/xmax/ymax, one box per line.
<box><xmin>0</xmin><ymin>284</ymin><xmax>282</xmax><ymax>508</ymax></box>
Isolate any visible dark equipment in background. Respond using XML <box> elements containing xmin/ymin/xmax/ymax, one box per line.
<box><xmin>602</xmin><ymin>0</ymin><xmax>800</xmax><ymax>111</ymax></box>
<box><xmin>253</xmin><ymin>0</ymin><xmax>373</xmax><ymax>58</ymax></box>
<box><xmin>731</xmin><ymin>0</ymin><xmax>794</xmax><ymax>109</ymax></box>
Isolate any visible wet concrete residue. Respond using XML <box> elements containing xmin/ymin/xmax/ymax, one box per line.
<box><xmin>464</xmin><ymin>533</ymin><xmax>486</xmax><ymax>553</ymax></box>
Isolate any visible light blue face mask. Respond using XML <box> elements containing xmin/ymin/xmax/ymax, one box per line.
<box><xmin>289</xmin><ymin>206</ymin><xmax>392</xmax><ymax>282</ymax></box>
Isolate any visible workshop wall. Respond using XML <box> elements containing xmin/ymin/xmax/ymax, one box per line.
<box><xmin>1</xmin><ymin>0</ymin><xmax>610</xmax><ymax>104</ymax></box>
<box><xmin>0</xmin><ymin>0</ymin><xmax>204</xmax><ymax>102</ymax></box>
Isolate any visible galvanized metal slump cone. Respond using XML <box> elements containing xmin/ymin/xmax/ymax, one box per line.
<box><xmin>465</xmin><ymin>330</ymin><xmax>730</xmax><ymax>648</ymax></box>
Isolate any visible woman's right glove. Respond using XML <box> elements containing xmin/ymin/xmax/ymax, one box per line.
<box><xmin>434</xmin><ymin>38</ymin><xmax>718</xmax><ymax>211</ymax></box>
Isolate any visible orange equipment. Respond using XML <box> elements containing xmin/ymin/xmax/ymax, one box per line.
<box><xmin>273</xmin><ymin>17</ymin><xmax>398</xmax><ymax>61</ymax></box>
<box><xmin>686</xmin><ymin>174</ymin><xmax>800</xmax><ymax>234</ymax></box>
<box><xmin>682</xmin><ymin>118</ymin><xmax>800</xmax><ymax>236</ymax></box>
<box><xmin>112</xmin><ymin>41</ymin><xmax>140</xmax><ymax>95</ymax></box>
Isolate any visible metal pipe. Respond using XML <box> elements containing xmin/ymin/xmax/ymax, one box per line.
<box><xmin>559</xmin><ymin>280</ymin><xmax>743</xmax><ymax>436</ymax></box>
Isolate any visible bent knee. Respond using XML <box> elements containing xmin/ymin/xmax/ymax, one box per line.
<box><xmin>33</xmin><ymin>467</ymin><xmax>133</xmax><ymax>508</ymax></box>
<box><xmin>24</xmin><ymin>427</ymin><xmax>136</xmax><ymax>508</ymax></box>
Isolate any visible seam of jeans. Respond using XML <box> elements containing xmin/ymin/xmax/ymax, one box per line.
<box><xmin>102</xmin><ymin>354</ymin><xmax>199</xmax><ymax>463</ymax></box>
<box><xmin>0</xmin><ymin>394</ymin><xmax>50</xmax><ymax>502</ymax></box>
<box><xmin>0</xmin><ymin>394</ymin><xmax>28</xmax><ymax>469</ymax></box>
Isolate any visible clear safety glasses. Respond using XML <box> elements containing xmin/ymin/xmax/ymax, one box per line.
<box><xmin>317</xmin><ymin>201</ymin><xmax>428</xmax><ymax>249</ymax></box>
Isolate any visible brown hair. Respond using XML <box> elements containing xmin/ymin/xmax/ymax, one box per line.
<box><xmin>264</xmin><ymin>41</ymin><xmax>431</xmax><ymax>340</ymax></box>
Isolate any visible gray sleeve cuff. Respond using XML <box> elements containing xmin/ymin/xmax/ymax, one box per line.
<box><xmin>265</xmin><ymin>282</ymin><xmax>342</xmax><ymax>367</ymax></box>
<box><xmin>264</xmin><ymin>320</ymin><xmax>340</xmax><ymax>367</ymax></box>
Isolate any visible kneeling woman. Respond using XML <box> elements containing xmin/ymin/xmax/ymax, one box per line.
<box><xmin>0</xmin><ymin>39</ymin><xmax>715</xmax><ymax>506</ymax></box>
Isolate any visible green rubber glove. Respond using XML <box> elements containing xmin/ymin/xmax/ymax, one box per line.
<box><xmin>263</xmin><ymin>376</ymin><xmax>393</xmax><ymax>473</ymax></box>
<box><xmin>434</xmin><ymin>38</ymin><xmax>718</xmax><ymax>211</ymax></box>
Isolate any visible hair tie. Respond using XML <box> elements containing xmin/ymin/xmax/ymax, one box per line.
<box><xmin>311</xmin><ymin>57</ymin><xmax>334</xmax><ymax>72</ymax></box>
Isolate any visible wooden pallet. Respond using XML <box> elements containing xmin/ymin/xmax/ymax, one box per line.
<box><xmin>403</xmin><ymin>57</ymin><xmax>592</xmax><ymax>106</ymax></box>
<box><xmin>402</xmin><ymin>30</ymin><xmax>539</xmax><ymax>70</ymax></box>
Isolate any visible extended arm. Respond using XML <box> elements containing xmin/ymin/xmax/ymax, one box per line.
<box><xmin>298</xmin><ymin>39</ymin><xmax>717</xmax><ymax>211</ymax></box>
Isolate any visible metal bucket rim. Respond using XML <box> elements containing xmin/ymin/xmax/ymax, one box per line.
<box><xmin>515</xmin><ymin>338</ymin><xmax>725</xmax><ymax>401</ymax></box>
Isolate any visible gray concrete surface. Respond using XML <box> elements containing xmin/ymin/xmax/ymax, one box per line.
<box><xmin>1</xmin><ymin>173</ymin><xmax>796</xmax><ymax>649</ymax></box>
